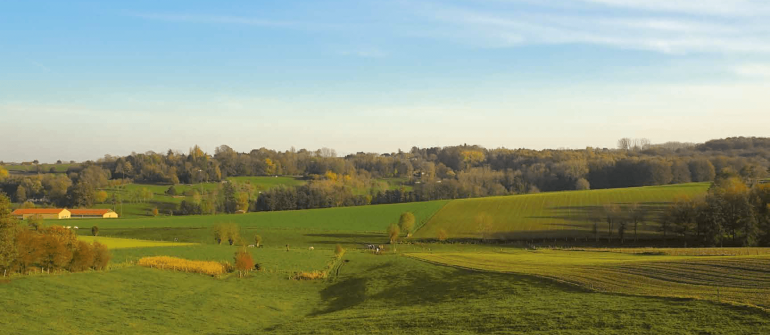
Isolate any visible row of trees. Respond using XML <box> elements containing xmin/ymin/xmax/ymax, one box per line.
<box><xmin>660</xmin><ymin>178</ymin><xmax>770</xmax><ymax>247</ymax></box>
<box><xmin>0</xmin><ymin>193</ymin><xmax>111</xmax><ymax>275</ymax></box>
<box><xmin>2</xmin><ymin>137</ymin><xmax>768</xmax><ymax>215</ymax></box>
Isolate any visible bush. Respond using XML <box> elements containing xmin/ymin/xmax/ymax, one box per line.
<box><xmin>69</xmin><ymin>240</ymin><xmax>95</xmax><ymax>272</ymax></box>
<box><xmin>234</xmin><ymin>249</ymin><xmax>254</xmax><ymax>277</ymax></box>
<box><xmin>91</xmin><ymin>226</ymin><xmax>99</xmax><ymax>236</ymax></box>
<box><xmin>92</xmin><ymin>241</ymin><xmax>111</xmax><ymax>270</ymax></box>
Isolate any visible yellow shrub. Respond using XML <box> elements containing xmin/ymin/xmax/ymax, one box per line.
<box><xmin>138</xmin><ymin>256</ymin><xmax>227</xmax><ymax>276</ymax></box>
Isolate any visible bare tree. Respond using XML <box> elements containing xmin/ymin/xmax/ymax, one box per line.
<box><xmin>617</xmin><ymin>138</ymin><xmax>631</xmax><ymax>151</ymax></box>
<box><xmin>628</xmin><ymin>203</ymin><xmax>648</xmax><ymax>243</ymax></box>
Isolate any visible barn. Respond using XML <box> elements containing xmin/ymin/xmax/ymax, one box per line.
<box><xmin>69</xmin><ymin>209</ymin><xmax>119</xmax><ymax>219</ymax></box>
<box><xmin>11</xmin><ymin>208</ymin><xmax>71</xmax><ymax>220</ymax></box>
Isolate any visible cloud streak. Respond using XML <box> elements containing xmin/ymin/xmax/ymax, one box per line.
<box><xmin>405</xmin><ymin>1</ymin><xmax>770</xmax><ymax>54</ymax></box>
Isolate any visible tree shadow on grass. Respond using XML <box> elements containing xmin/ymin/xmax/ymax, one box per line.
<box><xmin>310</xmin><ymin>277</ymin><xmax>369</xmax><ymax>316</ymax></box>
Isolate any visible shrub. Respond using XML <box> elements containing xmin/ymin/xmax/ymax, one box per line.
<box><xmin>69</xmin><ymin>240</ymin><xmax>95</xmax><ymax>272</ymax></box>
<box><xmin>254</xmin><ymin>234</ymin><xmax>262</xmax><ymax>247</ymax></box>
<box><xmin>91</xmin><ymin>226</ymin><xmax>99</xmax><ymax>236</ymax></box>
<box><xmin>92</xmin><ymin>241</ymin><xmax>111</xmax><ymax>270</ymax></box>
<box><xmin>234</xmin><ymin>249</ymin><xmax>254</xmax><ymax>278</ymax></box>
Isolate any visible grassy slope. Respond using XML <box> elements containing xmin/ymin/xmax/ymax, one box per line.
<box><xmin>3</xmin><ymin>252</ymin><xmax>769</xmax><ymax>334</ymax></box>
<box><xmin>409</xmin><ymin>249</ymin><xmax>770</xmax><ymax>310</ymax></box>
<box><xmin>415</xmin><ymin>183</ymin><xmax>711</xmax><ymax>240</ymax></box>
<box><xmin>95</xmin><ymin>176</ymin><xmax>408</xmax><ymax>218</ymax></box>
<box><xmin>75</xmin><ymin>200</ymin><xmax>449</xmax><ymax>232</ymax></box>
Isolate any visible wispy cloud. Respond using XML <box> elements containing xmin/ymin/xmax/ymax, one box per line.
<box><xmin>130</xmin><ymin>13</ymin><xmax>297</xmax><ymax>28</ymax></box>
<box><xmin>404</xmin><ymin>1</ymin><xmax>770</xmax><ymax>54</ymax></box>
<box><xmin>733</xmin><ymin>64</ymin><xmax>770</xmax><ymax>78</ymax></box>
<box><xmin>574</xmin><ymin>0</ymin><xmax>770</xmax><ymax>17</ymax></box>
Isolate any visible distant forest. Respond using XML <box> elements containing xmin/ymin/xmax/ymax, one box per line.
<box><xmin>1</xmin><ymin>137</ymin><xmax>769</xmax><ymax>213</ymax></box>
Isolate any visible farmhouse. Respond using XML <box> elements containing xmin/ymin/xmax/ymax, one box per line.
<box><xmin>11</xmin><ymin>208</ymin><xmax>71</xmax><ymax>220</ymax></box>
<box><xmin>69</xmin><ymin>209</ymin><xmax>119</xmax><ymax>219</ymax></box>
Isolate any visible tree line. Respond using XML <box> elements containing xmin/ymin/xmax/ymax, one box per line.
<box><xmin>1</xmin><ymin>137</ymin><xmax>768</xmax><ymax>214</ymax></box>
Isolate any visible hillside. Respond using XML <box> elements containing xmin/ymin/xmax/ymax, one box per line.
<box><xmin>414</xmin><ymin>182</ymin><xmax>711</xmax><ymax>240</ymax></box>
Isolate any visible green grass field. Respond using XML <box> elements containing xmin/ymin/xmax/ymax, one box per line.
<box><xmin>409</xmin><ymin>249</ymin><xmax>770</xmax><ymax>310</ymax></box>
<box><xmin>3</xmin><ymin>251</ymin><xmax>769</xmax><ymax>334</ymax></box>
<box><xmin>95</xmin><ymin>176</ymin><xmax>407</xmax><ymax>218</ymax></box>
<box><xmin>6</xmin><ymin>181</ymin><xmax>770</xmax><ymax>334</ymax></box>
<box><xmin>414</xmin><ymin>183</ymin><xmax>711</xmax><ymax>240</ymax></box>
<box><xmin>2</xmin><ymin>163</ymin><xmax>75</xmax><ymax>174</ymax></box>
<box><xmin>77</xmin><ymin>236</ymin><xmax>198</xmax><ymax>249</ymax></box>
<box><xmin>76</xmin><ymin>200</ymin><xmax>449</xmax><ymax>232</ymax></box>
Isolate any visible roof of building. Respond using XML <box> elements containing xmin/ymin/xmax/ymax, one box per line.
<box><xmin>11</xmin><ymin>208</ymin><xmax>68</xmax><ymax>215</ymax></box>
<box><xmin>69</xmin><ymin>209</ymin><xmax>115</xmax><ymax>215</ymax></box>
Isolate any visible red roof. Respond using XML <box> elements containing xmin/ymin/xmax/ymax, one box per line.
<box><xmin>69</xmin><ymin>209</ymin><xmax>114</xmax><ymax>215</ymax></box>
<box><xmin>11</xmin><ymin>208</ymin><xmax>68</xmax><ymax>215</ymax></box>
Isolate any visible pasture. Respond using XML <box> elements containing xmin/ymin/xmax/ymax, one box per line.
<box><xmin>4</xmin><ymin>182</ymin><xmax>770</xmax><ymax>334</ymax></box>
<box><xmin>3</xmin><ymin>251</ymin><xmax>769</xmax><ymax>334</ymax></box>
<box><xmin>409</xmin><ymin>249</ymin><xmax>770</xmax><ymax>310</ymax></box>
<box><xmin>415</xmin><ymin>182</ymin><xmax>711</xmax><ymax>240</ymax></box>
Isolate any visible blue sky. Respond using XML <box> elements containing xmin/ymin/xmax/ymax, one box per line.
<box><xmin>1</xmin><ymin>0</ymin><xmax>769</xmax><ymax>162</ymax></box>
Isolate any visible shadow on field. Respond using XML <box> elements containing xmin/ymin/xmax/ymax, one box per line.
<box><xmin>526</xmin><ymin>203</ymin><xmax>667</xmax><ymax>224</ymax></box>
<box><xmin>304</xmin><ymin>233</ymin><xmax>386</xmax><ymax>245</ymax></box>
<box><xmin>311</xmin><ymin>277</ymin><xmax>369</xmax><ymax>316</ymax></box>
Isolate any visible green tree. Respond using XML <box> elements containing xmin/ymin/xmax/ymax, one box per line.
<box><xmin>398</xmin><ymin>212</ymin><xmax>416</xmax><ymax>237</ymax></box>
<box><xmin>15</xmin><ymin>185</ymin><xmax>27</xmax><ymax>202</ymax></box>
<box><xmin>254</xmin><ymin>234</ymin><xmax>262</xmax><ymax>247</ymax></box>
<box><xmin>387</xmin><ymin>223</ymin><xmax>400</xmax><ymax>245</ymax></box>
<box><xmin>668</xmin><ymin>196</ymin><xmax>697</xmax><ymax>247</ymax></box>
<box><xmin>91</xmin><ymin>226</ymin><xmax>99</xmax><ymax>236</ymax></box>
<box><xmin>0</xmin><ymin>193</ymin><xmax>18</xmax><ymax>272</ymax></box>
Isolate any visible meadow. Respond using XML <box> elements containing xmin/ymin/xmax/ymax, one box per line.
<box><xmin>93</xmin><ymin>176</ymin><xmax>411</xmax><ymax>218</ymax></box>
<box><xmin>3</xmin><ymin>251</ymin><xmax>769</xmax><ymax>334</ymax></box>
<box><xmin>415</xmin><ymin>182</ymin><xmax>711</xmax><ymax>240</ymax></box>
<box><xmin>409</xmin><ymin>249</ymin><xmax>770</xmax><ymax>310</ymax></box>
<box><xmin>4</xmin><ymin>182</ymin><xmax>770</xmax><ymax>334</ymax></box>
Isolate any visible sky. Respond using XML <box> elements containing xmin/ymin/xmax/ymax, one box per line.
<box><xmin>1</xmin><ymin>0</ymin><xmax>769</xmax><ymax>163</ymax></box>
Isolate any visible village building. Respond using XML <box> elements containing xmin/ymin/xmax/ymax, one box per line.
<box><xmin>11</xmin><ymin>208</ymin><xmax>71</xmax><ymax>220</ymax></box>
<box><xmin>69</xmin><ymin>209</ymin><xmax>119</xmax><ymax>219</ymax></box>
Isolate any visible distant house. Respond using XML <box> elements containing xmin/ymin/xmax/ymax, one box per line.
<box><xmin>12</xmin><ymin>208</ymin><xmax>71</xmax><ymax>220</ymax></box>
<box><xmin>69</xmin><ymin>209</ymin><xmax>119</xmax><ymax>219</ymax></box>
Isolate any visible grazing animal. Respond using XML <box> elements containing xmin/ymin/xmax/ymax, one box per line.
<box><xmin>309</xmin><ymin>246</ymin><xmax>314</xmax><ymax>251</ymax></box>
<box><xmin>66</xmin><ymin>226</ymin><xmax>71</xmax><ymax>229</ymax></box>
<box><xmin>73</xmin><ymin>226</ymin><xmax>79</xmax><ymax>230</ymax></box>
<box><xmin>248</xmin><ymin>244</ymin><xmax>255</xmax><ymax>248</ymax></box>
